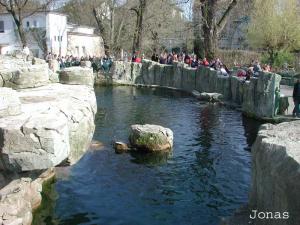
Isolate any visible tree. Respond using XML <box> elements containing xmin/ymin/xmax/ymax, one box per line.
<box><xmin>64</xmin><ymin>0</ymin><xmax>125</xmax><ymax>55</ymax></box>
<box><xmin>130</xmin><ymin>0</ymin><xmax>146</xmax><ymax>54</ymax></box>
<box><xmin>0</xmin><ymin>0</ymin><xmax>54</xmax><ymax>48</ymax></box>
<box><xmin>193</xmin><ymin>0</ymin><xmax>238</xmax><ymax>60</ymax></box>
<box><xmin>248</xmin><ymin>0</ymin><xmax>300</xmax><ymax>65</ymax></box>
<box><xmin>28</xmin><ymin>28</ymin><xmax>48</xmax><ymax>55</ymax></box>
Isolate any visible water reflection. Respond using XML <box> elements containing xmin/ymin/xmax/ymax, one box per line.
<box><xmin>33</xmin><ymin>86</ymin><xmax>262</xmax><ymax>225</ymax></box>
<box><xmin>130</xmin><ymin>151</ymin><xmax>172</xmax><ymax>165</ymax></box>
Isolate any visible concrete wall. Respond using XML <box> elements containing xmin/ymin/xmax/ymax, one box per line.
<box><xmin>104</xmin><ymin>60</ymin><xmax>281</xmax><ymax>119</ymax></box>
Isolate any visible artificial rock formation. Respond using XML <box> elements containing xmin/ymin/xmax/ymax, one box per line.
<box><xmin>59</xmin><ymin>67</ymin><xmax>94</xmax><ymax>87</ymax></box>
<box><xmin>99</xmin><ymin>60</ymin><xmax>281</xmax><ymax>119</ymax></box>
<box><xmin>0</xmin><ymin>88</ymin><xmax>22</xmax><ymax>118</ymax></box>
<box><xmin>0</xmin><ymin>84</ymin><xmax>97</xmax><ymax>172</ymax></box>
<box><xmin>0</xmin><ymin>169</ymin><xmax>55</xmax><ymax>225</ymax></box>
<box><xmin>0</xmin><ymin>55</ymin><xmax>60</xmax><ymax>89</ymax></box>
<box><xmin>250</xmin><ymin>121</ymin><xmax>300</xmax><ymax>225</ymax></box>
<box><xmin>129</xmin><ymin>124</ymin><xmax>173</xmax><ymax>152</ymax></box>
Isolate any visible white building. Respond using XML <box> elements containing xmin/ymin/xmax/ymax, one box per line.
<box><xmin>0</xmin><ymin>11</ymin><xmax>104</xmax><ymax>58</ymax></box>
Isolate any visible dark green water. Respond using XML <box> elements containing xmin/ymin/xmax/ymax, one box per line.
<box><xmin>33</xmin><ymin>86</ymin><xmax>261</xmax><ymax>225</ymax></box>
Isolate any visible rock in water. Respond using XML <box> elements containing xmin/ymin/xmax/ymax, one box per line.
<box><xmin>114</xmin><ymin>142</ymin><xmax>130</xmax><ymax>154</ymax></box>
<box><xmin>90</xmin><ymin>140</ymin><xmax>105</xmax><ymax>150</ymax></box>
<box><xmin>129</xmin><ymin>124</ymin><xmax>173</xmax><ymax>152</ymax></box>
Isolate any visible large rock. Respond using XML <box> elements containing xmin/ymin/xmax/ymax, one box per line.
<box><xmin>0</xmin><ymin>169</ymin><xmax>55</xmax><ymax>225</ymax></box>
<box><xmin>48</xmin><ymin>59</ymin><xmax>59</xmax><ymax>72</ymax></box>
<box><xmin>0</xmin><ymin>64</ymin><xmax>50</xmax><ymax>89</ymax></box>
<box><xmin>250</xmin><ymin>121</ymin><xmax>300</xmax><ymax>225</ymax></box>
<box><xmin>0</xmin><ymin>88</ymin><xmax>22</xmax><ymax>118</ymax></box>
<box><xmin>129</xmin><ymin>124</ymin><xmax>173</xmax><ymax>152</ymax></box>
<box><xmin>0</xmin><ymin>178</ymin><xmax>41</xmax><ymax>225</ymax></box>
<box><xmin>0</xmin><ymin>83</ymin><xmax>97</xmax><ymax>172</ymax></box>
<box><xmin>59</xmin><ymin>67</ymin><xmax>94</xmax><ymax>87</ymax></box>
<box><xmin>0</xmin><ymin>55</ymin><xmax>51</xmax><ymax>89</ymax></box>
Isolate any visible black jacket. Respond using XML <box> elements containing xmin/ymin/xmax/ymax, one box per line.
<box><xmin>293</xmin><ymin>82</ymin><xmax>300</xmax><ymax>98</ymax></box>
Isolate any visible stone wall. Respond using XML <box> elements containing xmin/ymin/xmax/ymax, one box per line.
<box><xmin>100</xmin><ymin>60</ymin><xmax>281</xmax><ymax>119</ymax></box>
<box><xmin>250</xmin><ymin>121</ymin><xmax>300</xmax><ymax>225</ymax></box>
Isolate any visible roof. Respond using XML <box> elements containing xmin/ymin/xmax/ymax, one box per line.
<box><xmin>67</xmin><ymin>23</ymin><xmax>96</xmax><ymax>30</ymax></box>
<box><xmin>67</xmin><ymin>32</ymin><xmax>100</xmax><ymax>38</ymax></box>
<box><xmin>0</xmin><ymin>10</ymin><xmax>67</xmax><ymax>17</ymax></box>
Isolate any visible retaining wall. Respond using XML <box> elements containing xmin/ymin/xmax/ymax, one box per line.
<box><xmin>101</xmin><ymin>60</ymin><xmax>281</xmax><ymax>119</ymax></box>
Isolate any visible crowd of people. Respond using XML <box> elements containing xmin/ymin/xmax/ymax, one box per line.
<box><xmin>143</xmin><ymin>51</ymin><xmax>271</xmax><ymax>81</ymax></box>
<box><xmin>45</xmin><ymin>52</ymin><xmax>113</xmax><ymax>72</ymax></box>
<box><xmin>46</xmin><ymin>50</ymin><xmax>272</xmax><ymax>82</ymax></box>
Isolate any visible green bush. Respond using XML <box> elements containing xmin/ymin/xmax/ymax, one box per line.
<box><xmin>262</xmin><ymin>51</ymin><xmax>295</xmax><ymax>68</ymax></box>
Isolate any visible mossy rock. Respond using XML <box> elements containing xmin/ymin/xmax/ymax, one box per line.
<box><xmin>129</xmin><ymin>124</ymin><xmax>173</xmax><ymax>152</ymax></box>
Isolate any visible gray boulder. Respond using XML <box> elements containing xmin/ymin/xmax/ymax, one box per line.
<box><xmin>0</xmin><ymin>83</ymin><xmax>97</xmax><ymax>172</ymax></box>
<box><xmin>80</xmin><ymin>61</ymin><xmax>92</xmax><ymax>68</ymax></box>
<box><xmin>48</xmin><ymin>59</ymin><xmax>59</xmax><ymax>72</ymax></box>
<box><xmin>129</xmin><ymin>124</ymin><xmax>173</xmax><ymax>152</ymax></box>
<box><xmin>250</xmin><ymin>121</ymin><xmax>300</xmax><ymax>225</ymax></box>
<box><xmin>0</xmin><ymin>64</ymin><xmax>50</xmax><ymax>89</ymax></box>
<box><xmin>192</xmin><ymin>90</ymin><xmax>223</xmax><ymax>102</ymax></box>
<box><xmin>0</xmin><ymin>88</ymin><xmax>21</xmax><ymax>118</ymax></box>
<box><xmin>59</xmin><ymin>67</ymin><xmax>94</xmax><ymax>87</ymax></box>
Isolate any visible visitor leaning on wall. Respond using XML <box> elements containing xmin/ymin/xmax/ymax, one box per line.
<box><xmin>293</xmin><ymin>79</ymin><xmax>300</xmax><ymax>118</ymax></box>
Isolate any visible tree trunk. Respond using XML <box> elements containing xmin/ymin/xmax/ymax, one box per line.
<box><xmin>93</xmin><ymin>7</ymin><xmax>110</xmax><ymax>55</ymax></box>
<box><xmin>132</xmin><ymin>0</ymin><xmax>147</xmax><ymax>55</ymax></box>
<box><xmin>196</xmin><ymin>0</ymin><xmax>237</xmax><ymax>60</ymax></box>
<box><xmin>10</xmin><ymin>10</ymin><xmax>27</xmax><ymax>47</ymax></box>
<box><xmin>201</xmin><ymin>0</ymin><xmax>217</xmax><ymax>60</ymax></box>
<box><xmin>193</xmin><ymin>1</ymin><xmax>204</xmax><ymax>58</ymax></box>
<box><xmin>109</xmin><ymin>3</ymin><xmax>115</xmax><ymax>51</ymax></box>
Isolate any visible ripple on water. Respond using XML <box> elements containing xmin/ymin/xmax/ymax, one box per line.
<box><xmin>33</xmin><ymin>86</ymin><xmax>262</xmax><ymax>225</ymax></box>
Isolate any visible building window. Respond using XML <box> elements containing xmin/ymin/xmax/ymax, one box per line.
<box><xmin>60</xmin><ymin>36</ymin><xmax>63</xmax><ymax>41</ymax></box>
<box><xmin>33</xmin><ymin>20</ymin><xmax>38</xmax><ymax>27</ymax></box>
<box><xmin>26</xmin><ymin>21</ymin><xmax>30</xmax><ymax>28</ymax></box>
<box><xmin>54</xmin><ymin>36</ymin><xmax>56</xmax><ymax>41</ymax></box>
<box><xmin>0</xmin><ymin>21</ymin><xmax>4</xmax><ymax>33</ymax></box>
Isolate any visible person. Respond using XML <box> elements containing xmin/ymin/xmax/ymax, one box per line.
<box><xmin>151</xmin><ymin>53</ymin><xmax>158</xmax><ymax>62</ymax></box>
<box><xmin>191</xmin><ymin>55</ymin><xmax>198</xmax><ymax>68</ymax></box>
<box><xmin>167</xmin><ymin>53</ymin><xmax>174</xmax><ymax>65</ymax></box>
<box><xmin>253</xmin><ymin>60</ymin><xmax>262</xmax><ymax>75</ymax></box>
<box><xmin>263</xmin><ymin>64</ymin><xmax>271</xmax><ymax>72</ymax></box>
<box><xmin>201</xmin><ymin>57</ymin><xmax>209</xmax><ymax>66</ymax></box>
<box><xmin>293</xmin><ymin>79</ymin><xmax>300</xmax><ymax>118</ymax></box>
<box><xmin>132</xmin><ymin>53</ymin><xmax>137</xmax><ymax>62</ymax></box>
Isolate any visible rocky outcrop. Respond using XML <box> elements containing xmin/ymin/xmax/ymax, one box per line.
<box><xmin>0</xmin><ymin>169</ymin><xmax>55</xmax><ymax>225</ymax></box>
<box><xmin>0</xmin><ymin>64</ymin><xmax>50</xmax><ymax>89</ymax></box>
<box><xmin>114</xmin><ymin>142</ymin><xmax>130</xmax><ymax>154</ymax></box>
<box><xmin>129</xmin><ymin>124</ymin><xmax>173</xmax><ymax>152</ymax></box>
<box><xmin>0</xmin><ymin>84</ymin><xmax>96</xmax><ymax>172</ymax></box>
<box><xmin>0</xmin><ymin>55</ymin><xmax>55</xmax><ymax>89</ymax></box>
<box><xmin>250</xmin><ymin>121</ymin><xmax>300</xmax><ymax>225</ymax></box>
<box><xmin>0</xmin><ymin>88</ymin><xmax>22</xmax><ymax>118</ymax></box>
<box><xmin>59</xmin><ymin>67</ymin><xmax>94</xmax><ymax>87</ymax></box>
<box><xmin>100</xmin><ymin>60</ymin><xmax>281</xmax><ymax>119</ymax></box>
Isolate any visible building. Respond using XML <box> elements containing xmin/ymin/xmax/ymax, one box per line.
<box><xmin>0</xmin><ymin>11</ymin><xmax>104</xmax><ymax>58</ymax></box>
